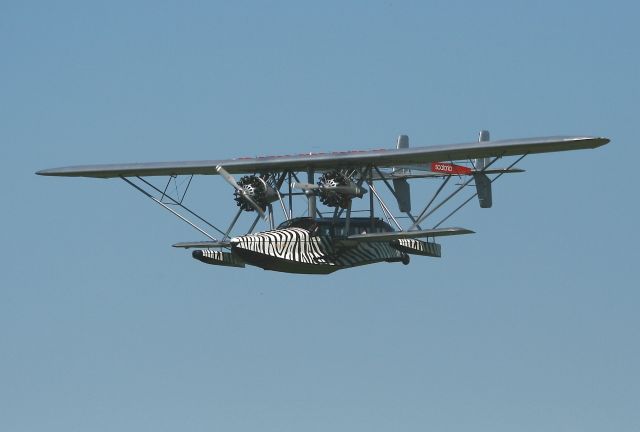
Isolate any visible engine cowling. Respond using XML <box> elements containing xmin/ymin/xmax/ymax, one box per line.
<box><xmin>234</xmin><ymin>175</ymin><xmax>277</xmax><ymax>212</ymax></box>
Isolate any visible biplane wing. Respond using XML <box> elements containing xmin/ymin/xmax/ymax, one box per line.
<box><xmin>36</xmin><ymin>136</ymin><xmax>608</xmax><ymax>178</ymax></box>
<box><xmin>172</xmin><ymin>240</ymin><xmax>231</xmax><ymax>249</ymax></box>
<box><xmin>345</xmin><ymin>227</ymin><xmax>474</xmax><ymax>243</ymax></box>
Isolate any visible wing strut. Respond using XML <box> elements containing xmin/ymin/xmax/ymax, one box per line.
<box><xmin>369</xmin><ymin>182</ymin><xmax>403</xmax><ymax>231</ymax></box>
<box><xmin>432</xmin><ymin>153</ymin><xmax>528</xmax><ymax>228</ymax></box>
<box><xmin>373</xmin><ymin>166</ymin><xmax>421</xmax><ymax>230</ymax></box>
<box><xmin>409</xmin><ymin>154</ymin><xmax>502</xmax><ymax>230</ymax></box>
<box><xmin>133</xmin><ymin>176</ymin><xmax>226</xmax><ymax>237</ymax></box>
<box><xmin>121</xmin><ymin>176</ymin><xmax>224</xmax><ymax>241</ymax></box>
<box><xmin>409</xmin><ymin>176</ymin><xmax>451</xmax><ymax>230</ymax></box>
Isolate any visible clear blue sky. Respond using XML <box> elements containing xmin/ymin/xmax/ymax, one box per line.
<box><xmin>2</xmin><ymin>1</ymin><xmax>639</xmax><ymax>431</ymax></box>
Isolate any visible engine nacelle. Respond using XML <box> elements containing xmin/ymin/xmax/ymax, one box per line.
<box><xmin>234</xmin><ymin>175</ymin><xmax>278</xmax><ymax>212</ymax></box>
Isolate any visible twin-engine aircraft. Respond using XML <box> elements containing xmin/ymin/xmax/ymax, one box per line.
<box><xmin>37</xmin><ymin>131</ymin><xmax>609</xmax><ymax>274</ymax></box>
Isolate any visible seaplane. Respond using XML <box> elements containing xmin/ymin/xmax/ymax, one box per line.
<box><xmin>37</xmin><ymin>131</ymin><xmax>610</xmax><ymax>274</ymax></box>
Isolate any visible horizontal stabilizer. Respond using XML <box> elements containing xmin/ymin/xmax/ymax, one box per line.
<box><xmin>192</xmin><ymin>250</ymin><xmax>245</xmax><ymax>268</ymax></box>
<box><xmin>393</xmin><ymin>238</ymin><xmax>442</xmax><ymax>257</ymax></box>
<box><xmin>172</xmin><ymin>240</ymin><xmax>231</xmax><ymax>249</ymax></box>
<box><xmin>346</xmin><ymin>227</ymin><xmax>474</xmax><ymax>243</ymax></box>
<box><xmin>476</xmin><ymin>168</ymin><xmax>525</xmax><ymax>174</ymax></box>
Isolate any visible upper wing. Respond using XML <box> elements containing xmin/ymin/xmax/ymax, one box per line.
<box><xmin>36</xmin><ymin>135</ymin><xmax>609</xmax><ymax>178</ymax></box>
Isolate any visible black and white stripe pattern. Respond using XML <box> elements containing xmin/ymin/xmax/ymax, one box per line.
<box><xmin>230</xmin><ymin>227</ymin><xmax>404</xmax><ymax>272</ymax></box>
<box><xmin>192</xmin><ymin>249</ymin><xmax>246</xmax><ymax>268</ymax></box>
<box><xmin>393</xmin><ymin>238</ymin><xmax>441</xmax><ymax>257</ymax></box>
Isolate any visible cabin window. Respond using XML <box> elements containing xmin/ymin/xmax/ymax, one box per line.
<box><xmin>278</xmin><ymin>217</ymin><xmax>393</xmax><ymax>237</ymax></box>
<box><xmin>279</xmin><ymin>218</ymin><xmax>318</xmax><ymax>232</ymax></box>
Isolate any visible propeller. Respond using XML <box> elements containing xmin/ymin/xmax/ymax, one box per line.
<box><xmin>216</xmin><ymin>165</ymin><xmax>267</xmax><ymax>220</ymax></box>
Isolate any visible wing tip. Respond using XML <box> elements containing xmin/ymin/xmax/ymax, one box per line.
<box><xmin>583</xmin><ymin>136</ymin><xmax>610</xmax><ymax>147</ymax></box>
<box><xmin>577</xmin><ymin>136</ymin><xmax>609</xmax><ymax>147</ymax></box>
<box><xmin>452</xmin><ymin>227</ymin><xmax>475</xmax><ymax>235</ymax></box>
<box><xmin>35</xmin><ymin>167</ymin><xmax>87</xmax><ymax>177</ymax></box>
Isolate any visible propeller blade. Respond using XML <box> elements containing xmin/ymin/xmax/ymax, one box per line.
<box><xmin>216</xmin><ymin>165</ymin><xmax>267</xmax><ymax>220</ymax></box>
<box><xmin>241</xmin><ymin>193</ymin><xmax>268</xmax><ymax>220</ymax></box>
<box><xmin>216</xmin><ymin>165</ymin><xmax>242</xmax><ymax>191</ymax></box>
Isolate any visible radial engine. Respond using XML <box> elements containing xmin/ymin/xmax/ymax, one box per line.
<box><xmin>233</xmin><ymin>175</ymin><xmax>278</xmax><ymax>212</ymax></box>
<box><xmin>317</xmin><ymin>170</ymin><xmax>366</xmax><ymax>209</ymax></box>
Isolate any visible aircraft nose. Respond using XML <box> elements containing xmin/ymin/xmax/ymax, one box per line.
<box><xmin>192</xmin><ymin>250</ymin><xmax>203</xmax><ymax>259</ymax></box>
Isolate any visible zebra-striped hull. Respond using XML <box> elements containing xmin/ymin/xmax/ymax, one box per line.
<box><xmin>227</xmin><ymin>227</ymin><xmax>407</xmax><ymax>274</ymax></box>
<box><xmin>230</xmin><ymin>247</ymin><xmax>338</xmax><ymax>274</ymax></box>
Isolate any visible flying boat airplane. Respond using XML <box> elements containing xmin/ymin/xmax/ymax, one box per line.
<box><xmin>37</xmin><ymin>131</ymin><xmax>610</xmax><ymax>274</ymax></box>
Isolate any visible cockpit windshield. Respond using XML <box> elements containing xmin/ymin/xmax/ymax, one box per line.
<box><xmin>277</xmin><ymin>218</ymin><xmax>318</xmax><ymax>231</ymax></box>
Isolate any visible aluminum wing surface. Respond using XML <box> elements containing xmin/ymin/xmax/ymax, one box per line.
<box><xmin>346</xmin><ymin>227</ymin><xmax>475</xmax><ymax>243</ymax></box>
<box><xmin>36</xmin><ymin>136</ymin><xmax>609</xmax><ymax>178</ymax></box>
<box><xmin>172</xmin><ymin>241</ymin><xmax>231</xmax><ymax>249</ymax></box>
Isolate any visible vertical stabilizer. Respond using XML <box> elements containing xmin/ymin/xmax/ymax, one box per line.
<box><xmin>393</xmin><ymin>135</ymin><xmax>411</xmax><ymax>212</ymax></box>
<box><xmin>474</xmin><ymin>130</ymin><xmax>492</xmax><ymax>208</ymax></box>
<box><xmin>396</xmin><ymin>134</ymin><xmax>409</xmax><ymax>150</ymax></box>
<box><xmin>474</xmin><ymin>130</ymin><xmax>491</xmax><ymax>169</ymax></box>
